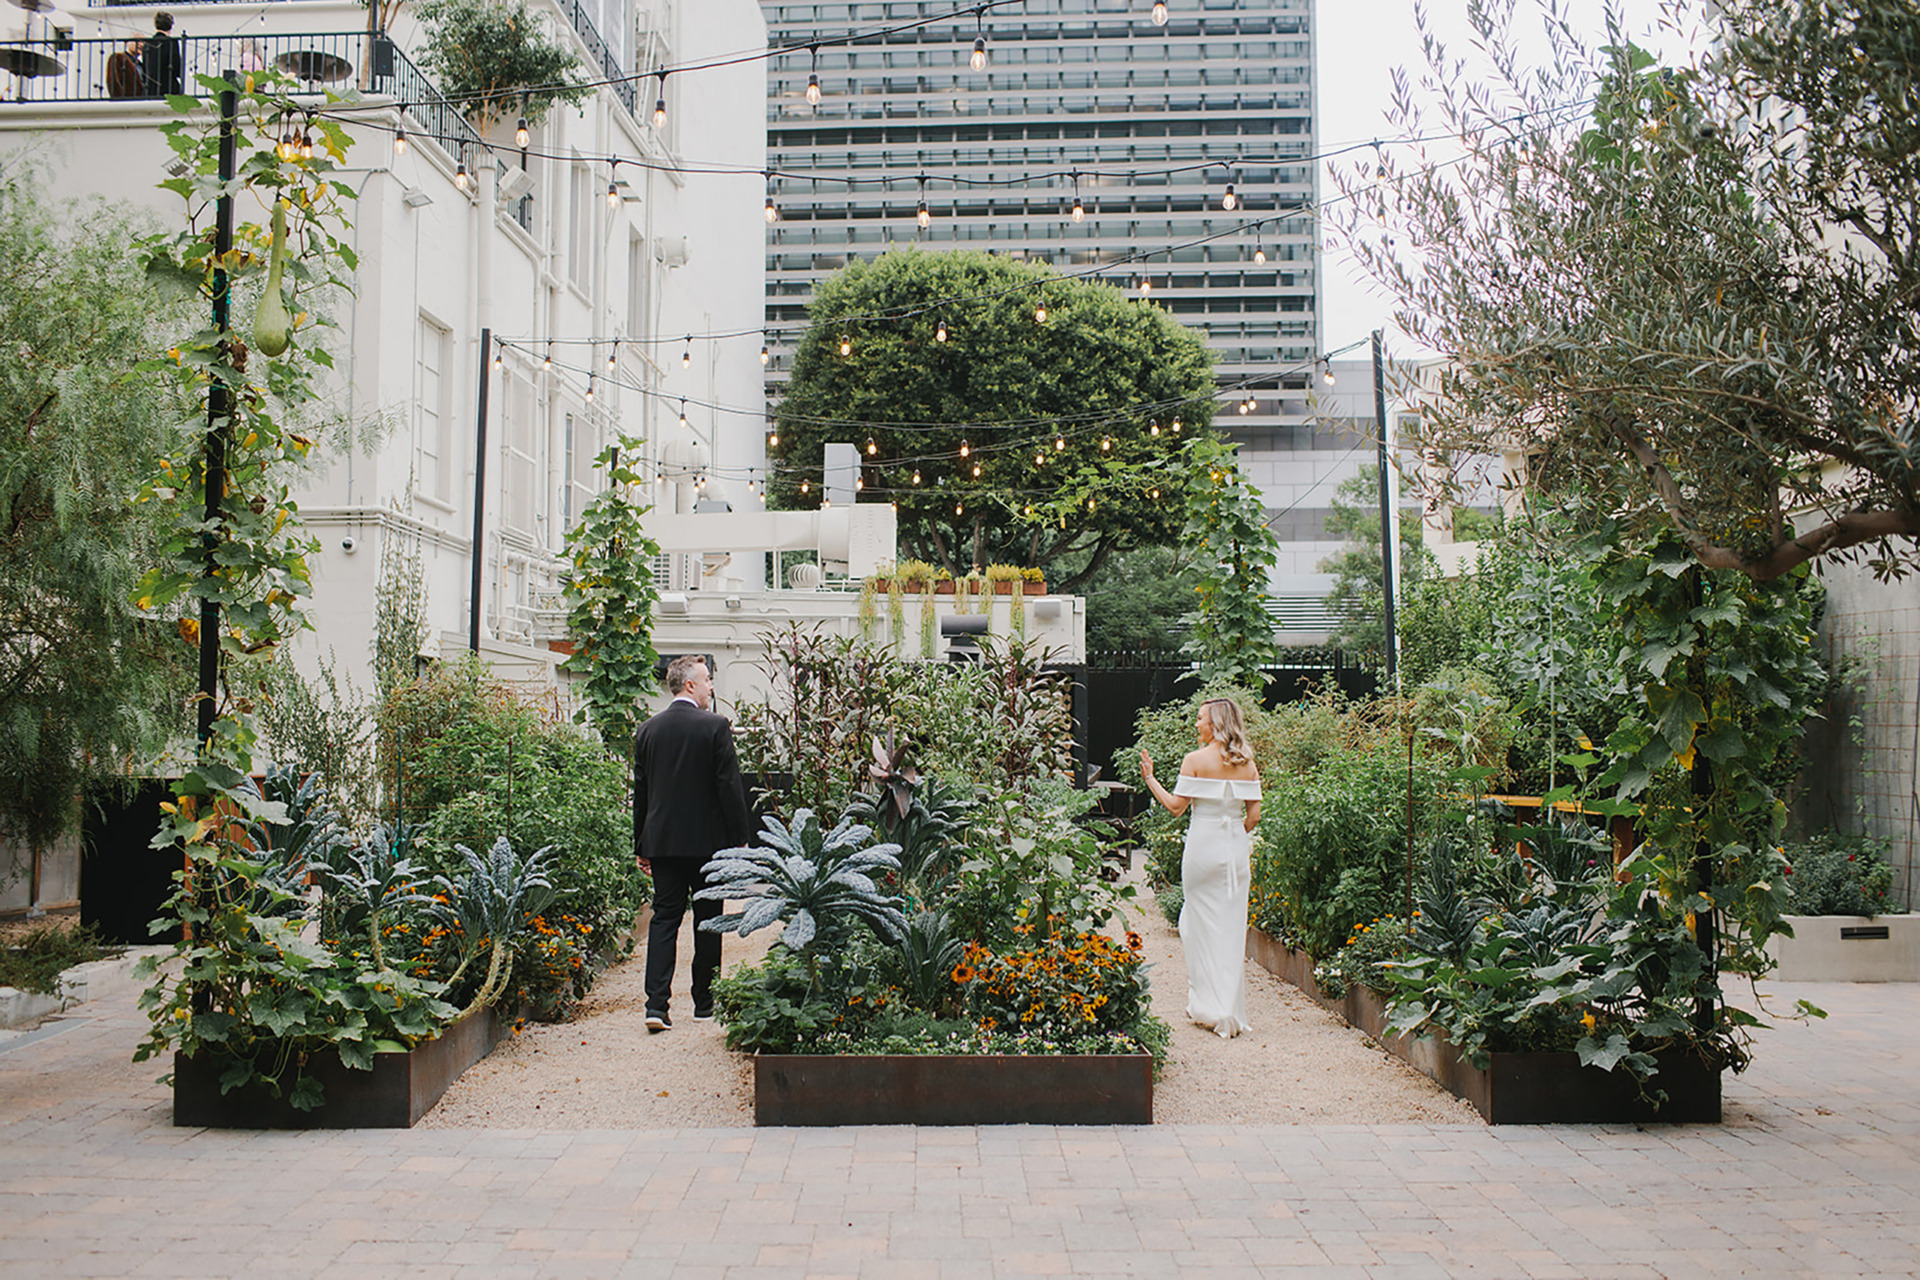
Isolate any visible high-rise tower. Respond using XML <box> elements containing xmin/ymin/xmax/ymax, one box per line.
<box><xmin>762</xmin><ymin>0</ymin><xmax>1319</xmax><ymax>404</ymax></box>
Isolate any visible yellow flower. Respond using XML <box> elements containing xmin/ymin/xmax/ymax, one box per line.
<box><xmin>1580</xmin><ymin>1012</ymin><xmax>1597</xmax><ymax>1034</ymax></box>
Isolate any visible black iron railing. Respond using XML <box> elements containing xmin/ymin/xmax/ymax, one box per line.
<box><xmin>551</xmin><ymin>0</ymin><xmax>636</xmax><ymax>118</ymax></box>
<box><xmin>0</xmin><ymin>32</ymin><xmax>485</xmax><ymax>171</ymax></box>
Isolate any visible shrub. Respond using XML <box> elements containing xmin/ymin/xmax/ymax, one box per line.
<box><xmin>1781</xmin><ymin>831</ymin><xmax>1904</xmax><ymax>916</ymax></box>
<box><xmin>377</xmin><ymin>656</ymin><xmax>647</xmax><ymax>1018</ymax></box>
<box><xmin>1259</xmin><ymin>744</ymin><xmax>1446</xmax><ymax>959</ymax></box>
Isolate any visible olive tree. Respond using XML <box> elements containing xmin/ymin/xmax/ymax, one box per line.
<box><xmin>1340</xmin><ymin>0</ymin><xmax>1920</xmax><ymax>581</ymax></box>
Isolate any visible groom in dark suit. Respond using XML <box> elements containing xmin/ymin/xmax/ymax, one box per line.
<box><xmin>633</xmin><ymin>654</ymin><xmax>752</xmax><ymax>1031</ymax></box>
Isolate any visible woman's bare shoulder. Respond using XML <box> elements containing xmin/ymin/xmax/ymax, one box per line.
<box><xmin>1222</xmin><ymin>755</ymin><xmax>1260</xmax><ymax>780</ymax></box>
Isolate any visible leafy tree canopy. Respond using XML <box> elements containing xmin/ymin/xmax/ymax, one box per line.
<box><xmin>768</xmin><ymin>248</ymin><xmax>1217</xmax><ymax>589</ymax></box>
<box><xmin>1080</xmin><ymin>545</ymin><xmax>1199</xmax><ymax>653</ymax></box>
<box><xmin>0</xmin><ymin>177</ymin><xmax>189</xmax><ymax>853</ymax></box>
<box><xmin>1320</xmin><ymin>470</ymin><xmax>1435</xmax><ymax>670</ymax></box>
<box><xmin>416</xmin><ymin>0</ymin><xmax>591</xmax><ymax>130</ymax></box>
<box><xmin>1342</xmin><ymin>0</ymin><xmax>1920</xmax><ymax>581</ymax></box>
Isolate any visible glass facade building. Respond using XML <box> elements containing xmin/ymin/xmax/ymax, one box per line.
<box><xmin>761</xmin><ymin>0</ymin><xmax>1320</xmax><ymax>402</ymax></box>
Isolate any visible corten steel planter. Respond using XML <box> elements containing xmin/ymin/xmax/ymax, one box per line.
<box><xmin>172</xmin><ymin>1006</ymin><xmax>511</xmax><ymax>1129</ymax></box>
<box><xmin>755</xmin><ymin>1052</ymin><xmax>1152</xmax><ymax>1126</ymax></box>
<box><xmin>1247</xmin><ymin>929</ymin><xmax>1722</xmax><ymax>1124</ymax></box>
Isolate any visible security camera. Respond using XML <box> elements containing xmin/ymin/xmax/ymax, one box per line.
<box><xmin>341</xmin><ymin>536</ymin><xmax>358</xmax><ymax>553</ymax></box>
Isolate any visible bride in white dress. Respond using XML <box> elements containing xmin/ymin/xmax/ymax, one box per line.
<box><xmin>1140</xmin><ymin>698</ymin><xmax>1262</xmax><ymax>1038</ymax></box>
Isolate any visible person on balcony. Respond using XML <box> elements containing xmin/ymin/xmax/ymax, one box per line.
<box><xmin>141</xmin><ymin>13</ymin><xmax>183</xmax><ymax>97</ymax></box>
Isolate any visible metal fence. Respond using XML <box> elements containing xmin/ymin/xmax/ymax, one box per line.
<box><xmin>1</xmin><ymin>32</ymin><xmax>485</xmax><ymax>172</ymax></box>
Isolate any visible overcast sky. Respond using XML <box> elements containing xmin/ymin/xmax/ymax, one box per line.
<box><xmin>1314</xmin><ymin>0</ymin><xmax>1710</xmax><ymax>355</ymax></box>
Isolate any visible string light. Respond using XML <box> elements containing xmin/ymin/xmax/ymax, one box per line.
<box><xmin>760</xmin><ymin>340</ymin><xmax>771</xmax><ymax>365</ymax></box>
<box><xmin>1035</xmin><ymin>302</ymin><xmax>1048</xmax><ymax>323</ymax></box>
<box><xmin>1035</xmin><ymin>452</ymin><xmax>1046</xmax><ymax>466</ymax></box>
<box><xmin>971</xmin><ymin>462</ymin><xmax>982</xmax><ymax>478</ymax></box>
<box><xmin>1151</xmin><ymin>2</ymin><xmax>1169</xmax><ymax>25</ymax></box>
<box><xmin>911</xmin><ymin>469</ymin><xmax>922</xmax><ymax>485</ymax></box>
<box><xmin>680</xmin><ymin>398</ymin><xmax>690</xmax><ymax>429</ymax></box>
<box><xmin>608</xmin><ymin>159</ymin><xmax>621</xmax><ymax>209</ymax></box>
<box><xmin>515</xmin><ymin>117</ymin><xmax>529</xmax><ymax>148</ymax></box>
<box><xmin>653</xmin><ymin>71</ymin><xmax>669</xmax><ymax>129</ymax></box>
<box><xmin>806</xmin><ymin>44</ymin><xmax>822</xmax><ymax>104</ymax></box>
<box><xmin>542</xmin><ymin>342</ymin><xmax>553</xmax><ymax>370</ymax></box>
<box><xmin>839</xmin><ymin>334</ymin><xmax>852</xmax><ymax>356</ymax></box>
<box><xmin>936</xmin><ymin>318</ymin><xmax>948</xmax><ymax>343</ymax></box>
<box><xmin>959</xmin><ymin>438</ymin><xmax>970</xmax><ymax>457</ymax></box>
<box><xmin>1149</xmin><ymin>421</ymin><xmax>1160</xmax><ymax>436</ymax></box>
<box><xmin>607</xmin><ymin>339</ymin><xmax>619</xmax><ymax>372</ymax></box>
<box><xmin>1055</xmin><ymin>433</ymin><xmax>1066</xmax><ymax>451</ymax></box>
<box><xmin>955</xmin><ymin>501</ymin><xmax>964</xmax><ymax>515</ymax></box>
<box><xmin>768</xmin><ymin>428</ymin><xmax>780</xmax><ymax>447</ymax></box>
<box><xmin>1322</xmin><ymin>359</ymin><xmax>1336</xmax><ymax>386</ymax></box>
<box><xmin>1150</xmin><ymin>486</ymin><xmax>1160</xmax><ymax>499</ymax></box>
<box><xmin>585</xmin><ymin>373</ymin><xmax>595</xmax><ymax>403</ymax></box>
<box><xmin>866</xmin><ymin>436</ymin><xmax>878</xmax><ymax>456</ymax></box>
<box><xmin>1139</xmin><ymin>277</ymin><xmax>1152</xmax><ymax>296</ymax></box>
<box><xmin>1070</xmin><ymin>170</ymin><xmax>1084</xmax><ymax>222</ymax></box>
<box><xmin>801</xmin><ymin>478</ymin><xmax>810</xmax><ymax>495</ymax></box>
<box><xmin>1254</xmin><ymin>243</ymin><xmax>1267</xmax><ymax>264</ymax></box>
<box><xmin>1220</xmin><ymin>179</ymin><xmax>1237</xmax><ymax>211</ymax></box>
<box><xmin>682</xmin><ymin>336</ymin><xmax>692</xmax><ymax>368</ymax></box>
<box><xmin>1172</xmin><ymin>418</ymin><xmax>1182</xmax><ymax>434</ymax></box>
<box><xmin>1101</xmin><ymin>436</ymin><xmax>1112</xmax><ymax>452</ymax></box>
<box><xmin>970</xmin><ymin>7</ymin><xmax>988</xmax><ymax>70</ymax></box>
<box><xmin>765</xmin><ymin>194</ymin><xmax>779</xmax><ymax>223</ymax></box>
<box><xmin>916</xmin><ymin>174</ymin><xmax>932</xmax><ymax>229</ymax></box>
<box><xmin>298</xmin><ymin>129</ymin><xmax>313</xmax><ymax>162</ymax></box>
<box><xmin>493</xmin><ymin>346</ymin><xmax>503</xmax><ymax>371</ymax></box>
<box><xmin>455</xmin><ymin>159</ymin><xmax>468</xmax><ymax>190</ymax></box>
<box><xmin>856</xmin><ymin>476</ymin><xmax>864</xmax><ymax>490</ymax></box>
<box><xmin>393</xmin><ymin>125</ymin><xmax>407</xmax><ymax>156</ymax></box>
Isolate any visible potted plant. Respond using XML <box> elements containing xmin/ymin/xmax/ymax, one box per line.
<box><xmin>1767</xmin><ymin>831</ymin><xmax>1916</xmax><ymax>981</ymax></box>
<box><xmin>415</xmin><ymin>0</ymin><xmax>592</xmax><ymax>133</ymax></box>
<box><xmin>1021</xmin><ymin>566</ymin><xmax>1049</xmax><ymax>595</ymax></box>
<box><xmin>983</xmin><ymin>564</ymin><xmax>1025</xmax><ymax>595</ymax></box>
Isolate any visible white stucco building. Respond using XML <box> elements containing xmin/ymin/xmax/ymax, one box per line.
<box><xmin>1</xmin><ymin>0</ymin><xmax>769</xmax><ymax>703</ymax></box>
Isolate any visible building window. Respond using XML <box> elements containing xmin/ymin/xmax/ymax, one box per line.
<box><xmin>569</xmin><ymin>161</ymin><xmax>593</xmax><ymax>290</ymax></box>
<box><xmin>415</xmin><ymin>314</ymin><xmax>451</xmax><ymax>501</ymax></box>
<box><xmin>627</xmin><ymin>233</ymin><xmax>648</xmax><ymax>338</ymax></box>
<box><xmin>505</xmin><ymin>372</ymin><xmax>539</xmax><ymax>536</ymax></box>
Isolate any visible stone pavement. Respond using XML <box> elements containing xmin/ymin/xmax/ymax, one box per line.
<box><xmin>0</xmin><ymin>975</ymin><xmax>1914</xmax><ymax>1278</ymax></box>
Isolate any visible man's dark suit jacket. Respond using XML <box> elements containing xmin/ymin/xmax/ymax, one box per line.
<box><xmin>632</xmin><ymin>700</ymin><xmax>752</xmax><ymax>863</ymax></box>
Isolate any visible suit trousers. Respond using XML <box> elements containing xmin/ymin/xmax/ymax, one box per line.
<box><xmin>644</xmin><ymin>857</ymin><xmax>721</xmax><ymax>1015</ymax></box>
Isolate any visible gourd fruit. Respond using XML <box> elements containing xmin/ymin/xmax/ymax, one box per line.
<box><xmin>252</xmin><ymin>201</ymin><xmax>291</xmax><ymax>357</ymax></box>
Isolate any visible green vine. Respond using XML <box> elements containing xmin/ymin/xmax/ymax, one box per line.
<box><xmin>1179</xmin><ymin>434</ymin><xmax>1282</xmax><ymax>687</ymax></box>
<box><xmin>130</xmin><ymin>72</ymin><xmax>460</xmax><ymax>1108</ymax></box>
<box><xmin>560</xmin><ymin>444</ymin><xmax>662</xmax><ymax>748</ymax></box>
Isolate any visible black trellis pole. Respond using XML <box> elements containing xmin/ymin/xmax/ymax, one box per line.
<box><xmin>196</xmin><ymin>73</ymin><xmax>239</xmax><ymax>755</ymax></box>
<box><xmin>1372</xmin><ymin>328</ymin><xmax>1398</xmax><ymax>690</ymax></box>
<box><xmin>469</xmin><ymin>326</ymin><xmax>492</xmax><ymax>652</ymax></box>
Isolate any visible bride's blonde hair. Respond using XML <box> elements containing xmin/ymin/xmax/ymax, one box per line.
<box><xmin>1201</xmin><ymin>698</ymin><xmax>1253</xmax><ymax>766</ymax></box>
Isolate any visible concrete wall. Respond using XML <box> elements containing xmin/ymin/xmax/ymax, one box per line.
<box><xmin>0</xmin><ymin>832</ymin><xmax>81</xmax><ymax>915</ymax></box>
<box><xmin>1794</xmin><ymin>558</ymin><xmax>1920</xmax><ymax>909</ymax></box>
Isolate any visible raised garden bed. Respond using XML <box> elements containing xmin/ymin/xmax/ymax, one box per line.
<box><xmin>1246</xmin><ymin>929</ymin><xmax>1721</xmax><ymax>1124</ymax></box>
<box><xmin>173</xmin><ymin>1006</ymin><xmax>510</xmax><ymax>1129</ymax></box>
<box><xmin>1765</xmin><ymin>914</ymin><xmax>1920</xmax><ymax>982</ymax></box>
<box><xmin>754</xmin><ymin>1052</ymin><xmax>1152</xmax><ymax>1126</ymax></box>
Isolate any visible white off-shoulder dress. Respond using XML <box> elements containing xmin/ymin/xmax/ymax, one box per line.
<box><xmin>1174</xmin><ymin>774</ymin><xmax>1261</xmax><ymax>1038</ymax></box>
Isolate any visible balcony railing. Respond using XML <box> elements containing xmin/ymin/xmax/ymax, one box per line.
<box><xmin>0</xmin><ymin>31</ymin><xmax>485</xmax><ymax>170</ymax></box>
<box><xmin>551</xmin><ymin>0</ymin><xmax>637</xmax><ymax>118</ymax></box>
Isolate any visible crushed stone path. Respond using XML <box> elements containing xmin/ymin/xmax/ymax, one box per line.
<box><xmin>425</xmin><ymin>871</ymin><xmax>1477</xmax><ymax>1128</ymax></box>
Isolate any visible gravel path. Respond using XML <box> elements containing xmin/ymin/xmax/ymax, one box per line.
<box><xmin>423</xmin><ymin>871</ymin><xmax>1481</xmax><ymax>1127</ymax></box>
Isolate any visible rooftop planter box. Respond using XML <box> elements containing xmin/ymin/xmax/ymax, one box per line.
<box><xmin>754</xmin><ymin>1051</ymin><xmax>1152</xmax><ymax>1126</ymax></box>
<box><xmin>1246</xmin><ymin>929</ymin><xmax>1721</xmax><ymax>1125</ymax></box>
<box><xmin>1766</xmin><ymin>914</ymin><xmax>1920</xmax><ymax>982</ymax></box>
<box><xmin>172</xmin><ymin>1006</ymin><xmax>510</xmax><ymax>1129</ymax></box>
